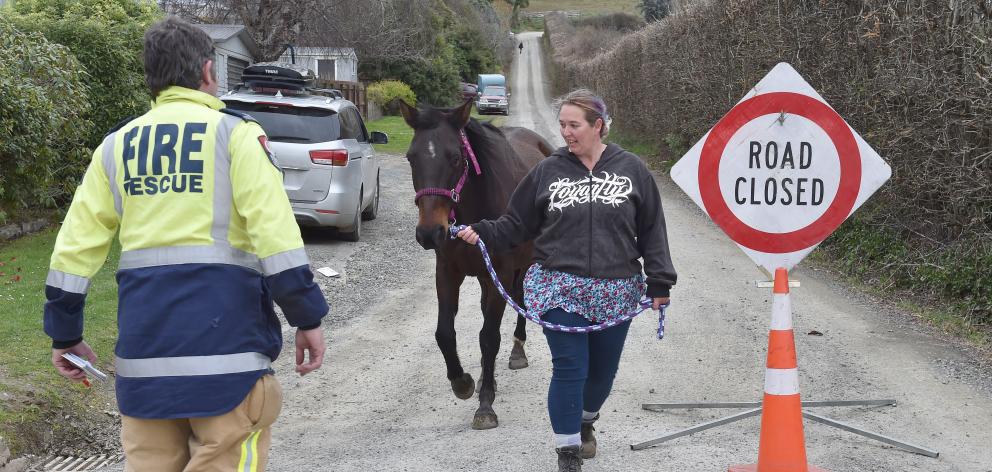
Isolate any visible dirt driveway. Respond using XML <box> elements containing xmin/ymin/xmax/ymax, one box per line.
<box><xmin>92</xmin><ymin>32</ymin><xmax>992</xmax><ymax>472</ymax></box>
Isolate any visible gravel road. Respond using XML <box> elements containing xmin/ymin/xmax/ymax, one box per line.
<box><xmin>95</xmin><ymin>31</ymin><xmax>992</xmax><ymax>472</ymax></box>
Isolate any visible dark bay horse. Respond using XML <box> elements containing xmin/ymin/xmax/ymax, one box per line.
<box><xmin>399</xmin><ymin>99</ymin><xmax>553</xmax><ymax>429</ymax></box>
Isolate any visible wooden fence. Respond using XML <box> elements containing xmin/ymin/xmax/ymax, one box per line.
<box><xmin>314</xmin><ymin>79</ymin><xmax>370</xmax><ymax>119</ymax></box>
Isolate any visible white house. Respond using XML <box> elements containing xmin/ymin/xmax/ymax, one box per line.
<box><xmin>193</xmin><ymin>24</ymin><xmax>261</xmax><ymax>94</ymax></box>
<box><xmin>278</xmin><ymin>47</ymin><xmax>358</xmax><ymax>82</ymax></box>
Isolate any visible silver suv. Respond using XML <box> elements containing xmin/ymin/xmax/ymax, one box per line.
<box><xmin>222</xmin><ymin>64</ymin><xmax>387</xmax><ymax>241</ymax></box>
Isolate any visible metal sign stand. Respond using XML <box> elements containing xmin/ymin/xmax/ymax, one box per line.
<box><xmin>630</xmin><ymin>281</ymin><xmax>939</xmax><ymax>459</ymax></box>
<box><xmin>631</xmin><ymin>398</ymin><xmax>937</xmax><ymax>457</ymax></box>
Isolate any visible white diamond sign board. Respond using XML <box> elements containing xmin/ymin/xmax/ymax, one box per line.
<box><xmin>670</xmin><ymin>62</ymin><xmax>891</xmax><ymax>274</ymax></box>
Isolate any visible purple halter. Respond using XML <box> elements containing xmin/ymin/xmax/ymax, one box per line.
<box><xmin>413</xmin><ymin>129</ymin><xmax>482</xmax><ymax>223</ymax></box>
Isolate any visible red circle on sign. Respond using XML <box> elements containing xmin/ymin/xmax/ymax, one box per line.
<box><xmin>698</xmin><ymin>92</ymin><xmax>861</xmax><ymax>254</ymax></box>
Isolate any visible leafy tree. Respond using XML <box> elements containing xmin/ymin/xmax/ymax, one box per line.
<box><xmin>360</xmin><ymin>0</ymin><xmax>500</xmax><ymax>106</ymax></box>
<box><xmin>0</xmin><ymin>18</ymin><xmax>91</xmax><ymax>221</ymax></box>
<box><xmin>9</xmin><ymin>0</ymin><xmax>162</xmax><ymax>149</ymax></box>
<box><xmin>503</xmin><ymin>0</ymin><xmax>530</xmax><ymax>30</ymax></box>
<box><xmin>638</xmin><ymin>0</ymin><xmax>671</xmax><ymax>22</ymax></box>
<box><xmin>448</xmin><ymin>21</ymin><xmax>500</xmax><ymax>82</ymax></box>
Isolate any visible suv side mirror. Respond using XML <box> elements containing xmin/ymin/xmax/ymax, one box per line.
<box><xmin>370</xmin><ymin>131</ymin><xmax>389</xmax><ymax>145</ymax></box>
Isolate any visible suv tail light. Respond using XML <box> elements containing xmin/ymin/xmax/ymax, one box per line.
<box><xmin>310</xmin><ymin>149</ymin><xmax>349</xmax><ymax>166</ymax></box>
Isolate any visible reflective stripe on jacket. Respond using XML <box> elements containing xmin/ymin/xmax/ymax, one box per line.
<box><xmin>44</xmin><ymin>86</ymin><xmax>328</xmax><ymax>419</ymax></box>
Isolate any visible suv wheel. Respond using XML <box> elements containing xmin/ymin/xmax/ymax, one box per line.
<box><xmin>339</xmin><ymin>191</ymin><xmax>362</xmax><ymax>242</ymax></box>
<box><xmin>361</xmin><ymin>173</ymin><xmax>380</xmax><ymax>221</ymax></box>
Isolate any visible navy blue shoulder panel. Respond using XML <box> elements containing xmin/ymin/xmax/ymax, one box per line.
<box><xmin>220</xmin><ymin>108</ymin><xmax>260</xmax><ymax>125</ymax></box>
<box><xmin>104</xmin><ymin>114</ymin><xmax>140</xmax><ymax>139</ymax></box>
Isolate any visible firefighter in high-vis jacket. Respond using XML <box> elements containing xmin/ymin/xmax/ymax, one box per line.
<box><xmin>43</xmin><ymin>17</ymin><xmax>328</xmax><ymax>471</ymax></box>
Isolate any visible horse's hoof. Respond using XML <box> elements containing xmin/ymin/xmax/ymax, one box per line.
<box><xmin>508</xmin><ymin>339</ymin><xmax>529</xmax><ymax>370</ymax></box>
<box><xmin>451</xmin><ymin>373</ymin><xmax>475</xmax><ymax>400</ymax></box>
<box><xmin>472</xmin><ymin>410</ymin><xmax>499</xmax><ymax>430</ymax></box>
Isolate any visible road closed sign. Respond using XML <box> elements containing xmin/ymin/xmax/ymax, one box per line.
<box><xmin>671</xmin><ymin>63</ymin><xmax>891</xmax><ymax>274</ymax></box>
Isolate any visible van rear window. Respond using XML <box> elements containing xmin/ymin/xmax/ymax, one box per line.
<box><xmin>223</xmin><ymin>101</ymin><xmax>340</xmax><ymax>143</ymax></box>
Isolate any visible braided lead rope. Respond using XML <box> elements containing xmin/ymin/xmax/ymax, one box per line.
<box><xmin>449</xmin><ymin>225</ymin><xmax>668</xmax><ymax>339</ymax></box>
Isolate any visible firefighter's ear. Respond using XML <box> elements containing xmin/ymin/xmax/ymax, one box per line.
<box><xmin>201</xmin><ymin>59</ymin><xmax>218</xmax><ymax>94</ymax></box>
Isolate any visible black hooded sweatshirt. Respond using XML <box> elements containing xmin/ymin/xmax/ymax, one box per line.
<box><xmin>472</xmin><ymin>143</ymin><xmax>677</xmax><ymax>297</ymax></box>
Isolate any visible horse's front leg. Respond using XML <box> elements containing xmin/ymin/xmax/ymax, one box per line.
<box><xmin>435</xmin><ymin>260</ymin><xmax>474</xmax><ymax>400</ymax></box>
<box><xmin>509</xmin><ymin>267</ymin><xmax>530</xmax><ymax>370</ymax></box>
<box><xmin>473</xmin><ymin>274</ymin><xmax>508</xmax><ymax>430</ymax></box>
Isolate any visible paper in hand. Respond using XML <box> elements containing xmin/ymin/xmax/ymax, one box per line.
<box><xmin>62</xmin><ymin>352</ymin><xmax>108</xmax><ymax>382</ymax></box>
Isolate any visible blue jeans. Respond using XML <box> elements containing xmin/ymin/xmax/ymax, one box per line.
<box><xmin>542</xmin><ymin>308</ymin><xmax>632</xmax><ymax>435</ymax></box>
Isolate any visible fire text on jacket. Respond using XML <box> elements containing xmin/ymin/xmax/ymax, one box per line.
<box><xmin>121</xmin><ymin>123</ymin><xmax>207</xmax><ymax>195</ymax></box>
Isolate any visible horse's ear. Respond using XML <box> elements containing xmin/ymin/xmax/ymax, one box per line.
<box><xmin>449</xmin><ymin>98</ymin><xmax>473</xmax><ymax>129</ymax></box>
<box><xmin>398</xmin><ymin>99</ymin><xmax>419</xmax><ymax>129</ymax></box>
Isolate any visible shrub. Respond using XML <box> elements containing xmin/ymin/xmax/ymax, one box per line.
<box><xmin>0</xmin><ymin>18</ymin><xmax>91</xmax><ymax>223</ymax></box>
<box><xmin>367</xmin><ymin>80</ymin><xmax>417</xmax><ymax>115</ymax></box>
<box><xmin>9</xmin><ymin>0</ymin><xmax>161</xmax><ymax>149</ymax></box>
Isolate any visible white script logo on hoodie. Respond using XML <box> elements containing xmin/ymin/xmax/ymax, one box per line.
<box><xmin>547</xmin><ymin>172</ymin><xmax>634</xmax><ymax>211</ymax></box>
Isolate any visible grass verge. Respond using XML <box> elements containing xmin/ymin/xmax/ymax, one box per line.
<box><xmin>0</xmin><ymin>228</ymin><xmax>120</xmax><ymax>455</ymax></box>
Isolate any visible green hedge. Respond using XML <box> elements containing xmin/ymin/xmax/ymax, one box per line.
<box><xmin>0</xmin><ymin>18</ymin><xmax>91</xmax><ymax>223</ymax></box>
<box><xmin>10</xmin><ymin>0</ymin><xmax>160</xmax><ymax>149</ymax></box>
<box><xmin>0</xmin><ymin>0</ymin><xmax>161</xmax><ymax>222</ymax></box>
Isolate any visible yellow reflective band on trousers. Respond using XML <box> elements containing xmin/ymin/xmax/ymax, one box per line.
<box><xmin>238</xmin><ymin>429</ymin><xmax>262</xmax><ymax>472</ymax></box>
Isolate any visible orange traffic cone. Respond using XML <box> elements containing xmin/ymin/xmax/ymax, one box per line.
<box><xmin>729</xmin><ymin>268</ymin><xmax>828</xmax><ymax>472</ymax></box>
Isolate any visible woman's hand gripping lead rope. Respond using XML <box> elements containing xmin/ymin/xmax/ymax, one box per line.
<box><xmin>449</xmin><ymin>225</ymin><xmax>669</xmax><ymax>339</ymax></box>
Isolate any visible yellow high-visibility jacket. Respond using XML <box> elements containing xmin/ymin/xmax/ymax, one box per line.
<box><xmin>44</xmin><ymin>86</ymin><xmax>328</xmax><ymax>419</ymax></box>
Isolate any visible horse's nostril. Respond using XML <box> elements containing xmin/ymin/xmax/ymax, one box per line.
<box><xmin>416</xmin><ymin>227</ymin><xmax>438</xmax><ymax>250</ymax></box>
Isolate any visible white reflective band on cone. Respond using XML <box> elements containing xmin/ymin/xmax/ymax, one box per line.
<box><xmin>115</xmin><ymin>352</ymin><xmax>271</xmax><ymax>378</ymax></box>
<box><xmin>764</xmin><ymin>367</ymin><xmax>800</xmax><ymax>395</ymax></box>
<box><xmin>770</xmin><ymin>294</ymin><xmax>792</xmax><ymax>330</ymax></box>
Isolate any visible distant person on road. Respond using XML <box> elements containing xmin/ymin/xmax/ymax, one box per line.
<box><xmin>44</xmin><ymin>16</ymin><xmax>329</xmax><ymax>472</ymax></box>
<box><xmin>456</xmin><ymin>89</ymin><xmax>677</xmax><ymax>471</ymax></box>
<box><xmin>519</xmin><ymin>41</ymin><xmax>524</xmax><ymax>54</ymax></box>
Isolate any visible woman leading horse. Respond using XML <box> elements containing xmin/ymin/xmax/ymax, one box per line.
<box><xmin>457</xmin><ymin>89</ymin><xmax>678</xmax><ymax>471</ymax></box>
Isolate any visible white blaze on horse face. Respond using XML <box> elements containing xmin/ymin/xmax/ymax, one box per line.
<box><xmin>428</xmin><ymin>140</ymin><xmax>437</xmax><ymax>160</ymax></box>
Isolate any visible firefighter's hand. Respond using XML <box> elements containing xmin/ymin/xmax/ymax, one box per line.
<box><xmin>652</xmin><ymin>297</ymin><xmax>670</xmax><ymax>311</ymax></box>
<box><xmin>52</xmin><ymin>341</ymin><xmax>96</xmax><ymax>382</ymax></box>
<box><xmin>295</xmin><ymin>327</ymin><xmax>326</xmax><ymax>376</ymax></box>
<box><xmin>456</xmin><ymin>227</ymin><xmax>479</xmax><ymax>245</ymax></box>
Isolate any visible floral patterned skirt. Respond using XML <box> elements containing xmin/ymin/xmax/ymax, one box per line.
<box><xmin>523</xmin><ymin>263</ymin><xmax>646</xmax><ymax>324</ymax></box>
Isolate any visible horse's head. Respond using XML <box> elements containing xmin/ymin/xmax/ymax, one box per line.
<box><xmin>400</xmin><ymin>99</ymin><xmax>474</xmax><ymax>250</ymax></box>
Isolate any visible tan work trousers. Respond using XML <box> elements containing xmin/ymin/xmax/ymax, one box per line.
<box><xmin>121</xmin><ymin>374</ymin><xmax>282</xmax><ymax>472</ymax></box>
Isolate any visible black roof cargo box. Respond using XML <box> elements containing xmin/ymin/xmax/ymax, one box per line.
<box><xmin>241</xmin><ymin>62</ymin><xmax>315</xmax><ymax>91</ymax></box>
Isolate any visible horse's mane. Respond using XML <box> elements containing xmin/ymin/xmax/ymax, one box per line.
<box><xmin>463</xmin><ymin>118</ymin><xmax>513</xmax><ymax>173</ymax></box>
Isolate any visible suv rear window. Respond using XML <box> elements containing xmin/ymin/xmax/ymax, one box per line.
<box><xmin>223</xmin><ymin>101</ymin><xmax>340</xmax><ymax>143</ymax></box>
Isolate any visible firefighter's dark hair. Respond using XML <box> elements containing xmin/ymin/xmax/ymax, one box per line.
<box><xmin>143</xmin><ymin>16</ymin><xmax>215</xmax><ymax>98</ymax></box>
